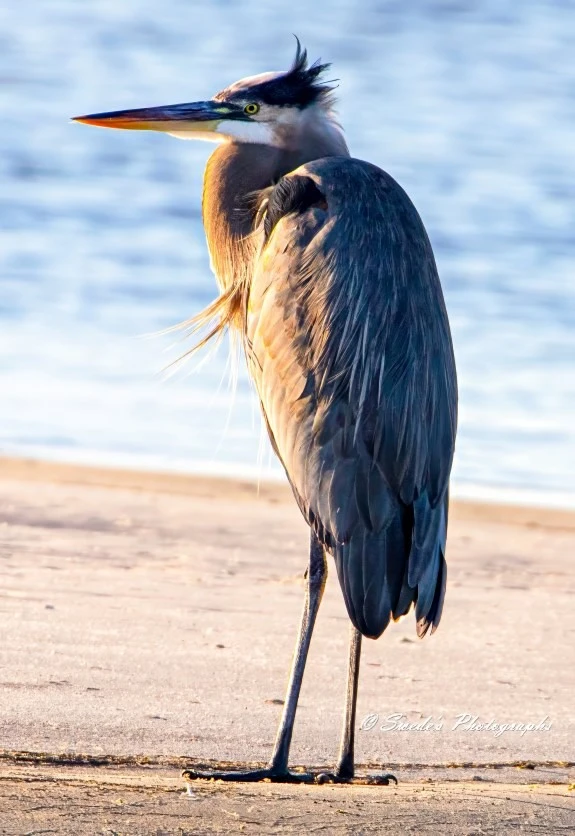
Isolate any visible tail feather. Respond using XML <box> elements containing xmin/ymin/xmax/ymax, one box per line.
<box><xmin>408</xmin><ymin>492</ymin><xmax>445</xmax><ymax>586</ymax></box>
<box><xmin>345</xmin><ymin>534</ymin><xmax>365</xmax><ymax>630</ymax></box>
<box><xmin>414</xmin><ymin>542</ymin><xmax>441</xmax><ymax>621</ymax></box>
<box><xmin>393</xmin><ymin>565</ymin><xmax>417</xmax><ymax>620</ymax></box>
<box><xmin>332</xmin><ymin>492</ymin><xmax>449</xmax><ymax>639</ymax></box>
<box><xmin>334</xmin><ymin>513</ymin><xmax>406</xmax><ymax>639</ymax></box>
<box><xmin>416</xmin><ymin>551</ymin><xmax>447</xmax><ymax>637</ymax></box>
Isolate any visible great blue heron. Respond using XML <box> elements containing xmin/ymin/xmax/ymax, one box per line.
<box><xmin>74</xmin><ymin>41</ymin><xmax>457</xmax><ymax>785</ymax></box>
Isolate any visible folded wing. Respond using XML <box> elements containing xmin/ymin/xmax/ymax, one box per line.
<box><xmin>246</xmin><ymin>157</ymin><xmax>457</xmax><ymax>638</ymax></box>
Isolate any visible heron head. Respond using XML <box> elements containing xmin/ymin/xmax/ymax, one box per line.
<box><xmin>73</xmin><ymin>40</ymin><xmax>338</xmax><ymax>150</ymax></box>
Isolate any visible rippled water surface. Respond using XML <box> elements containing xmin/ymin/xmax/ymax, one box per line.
<box><xmin>1</xmin><ymin>1</ymin><xmax>574</xmax><ymax>504</ymax></box>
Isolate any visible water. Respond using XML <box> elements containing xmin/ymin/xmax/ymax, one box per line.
<box><xmin>1</xmin><ymin>1</ymin><xmax>574</xmax><ymax>506</ymax></box>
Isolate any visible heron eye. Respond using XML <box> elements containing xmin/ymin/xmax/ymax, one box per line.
<box><xmin>244</xmin><ymin>103</ymin><xmax>260</xmax><ymax>115</ymax></box>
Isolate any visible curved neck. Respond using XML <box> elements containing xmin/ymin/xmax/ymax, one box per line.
<box><xmin>202</xmin><ymin>127</ymin><xmax>349</xmax><ymax>294</ymax></box>
<box><xmin>202</xmin><ymin>143</ymin><xmax>280</xmax><ymax>293</ymax></box>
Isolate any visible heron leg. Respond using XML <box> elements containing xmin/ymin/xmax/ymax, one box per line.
<box><xmin>183</xmin><ymin>530</ymin><xmax>327</xmax><ymax>785</ymax></box>
<box><xmin>316</xmin><ymin>624</ymin><xmax>397</xmax><ymax>786</ymax></box>
<box><xmin>335</xmin><ymin>623</ymin><xmax>362</xmax><ymax>778</ymax></box>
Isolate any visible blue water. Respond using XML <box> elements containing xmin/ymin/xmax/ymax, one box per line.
<box><xmin>1</xmin><ymin>1</ymin><xmax>574</xmax><ymax>506</ymax></box>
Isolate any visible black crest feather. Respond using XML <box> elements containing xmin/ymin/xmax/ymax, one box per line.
<box><xmin>255</xmin><ymin>38</ymin><xmax>334</xmax><ymax>108</ymax></box>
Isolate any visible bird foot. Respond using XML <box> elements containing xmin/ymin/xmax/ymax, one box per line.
<box><xmin>182</xmin><ymin>766</ymin><xmax>315</xmax><ymax>784</ymax></box>
<box><xmin>182</xmin><ymin>765</ymin><xmax>398</xmax><ymax>786</ymax></box>
<box><xmin>315</xmin><ymin>771</ymin><xmax>398</xmax><ymax>785</ymax></box>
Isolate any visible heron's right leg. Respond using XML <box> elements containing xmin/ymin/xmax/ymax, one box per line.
<box><xmin>316</xmin><ymin>624</ymin><xmax>397</xmax><ymax>786</ymax></box>
<box><xmin>183</xmin><ymin>530</ymin><xmax>327</xmax><ymax>784</ymax></box>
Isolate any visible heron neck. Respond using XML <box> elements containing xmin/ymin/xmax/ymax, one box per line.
<box><xmin>203</xmin><ymin>136</ymin><xmax>349</xmax><ymax>293</ymax></box>
<box><xmin>204</xmin><ymin>142</ymin><xmax>306</xmax><ymax>294</ymax></box>
<box><xmin>202</xmin><ymin>143</ymin><xmax>277</xmax><ymax>293</ymax></box>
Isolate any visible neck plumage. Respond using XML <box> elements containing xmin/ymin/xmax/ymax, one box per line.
<box><xmin>199</xmin><ymin>122</ymin><xmax>349</xmax><ymax>338</ymax></box>
<box><xmin>202</xmin><ymin>143</ymin><xmax>282</xmax><ymax>296</ymax></box>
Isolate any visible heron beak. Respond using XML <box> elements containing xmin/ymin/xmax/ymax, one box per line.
<box><xmin>72</xmin><ymin>101</ymin><xmax>237</xmax><ymax>134</ymax></box>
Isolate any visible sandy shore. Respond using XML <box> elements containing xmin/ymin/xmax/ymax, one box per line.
<box><xmin>0</xmin><ymin>456</ymin><xmax>573</xmax><ymax>833</ymax></box>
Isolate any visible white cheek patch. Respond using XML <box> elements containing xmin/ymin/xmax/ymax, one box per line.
<box><xmin>216</xmin><ymin>120</ymin><xmax>275</xmax><ymax>144</ymax></box>
<box><xmin>167</xmin><ymin>120</ymin><xmax>274</xmax><ymax>144</ymax></box>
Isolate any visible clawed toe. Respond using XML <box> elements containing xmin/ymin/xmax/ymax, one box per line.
<box><xmin>315</xmin><ymin>771</ymin><xmax>398</xmax><ymax>785</ymax></box>
<box><xmin>365</xmin><ymin>772</ymin><xmax>398</xmax><ymax>785</ymax></box>
<box><xmin>315</xmin><ymin>771</ymin><xmax>350</xmax><ymax>784</ymax></box>
<box><xmin>182</xmin><ymin>767</ymin><xmax>315</xmax><ymax>784</ymax></box>
<box><xmin>182</xmin><ymin>765</ymin><xmax>397</xmax><ymax>786</ymax></box>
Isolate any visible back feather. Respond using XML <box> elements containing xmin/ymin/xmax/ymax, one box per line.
<box><xmin>246</xmin><ymin>159</ymin><xmax>457</xmax><ymax>638</ymax></box>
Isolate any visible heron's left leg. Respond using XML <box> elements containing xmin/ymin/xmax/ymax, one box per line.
<box><xmin>317</xmin><ymin>624</ymin><xmax>397</xmax><ymax>785</ymax></box>
<box><xmin>335</xmin><ymin>623</ymin><xmax>362</xmax><ymax>778</ymax></box>
<box><xmin>183</xmin><ymin>530</ymin><xmax>327</xmax><ymax>784</ymax></box>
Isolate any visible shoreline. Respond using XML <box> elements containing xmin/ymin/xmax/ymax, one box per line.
<box><xmin>1</xmin><ymin>448</ymin><xmax>573</xmax><ymax>813</ymax></box>
<box><xmin>1</xmin><ymin>454</ymin><xmax>574</xmax><ymax>531</ymax></box>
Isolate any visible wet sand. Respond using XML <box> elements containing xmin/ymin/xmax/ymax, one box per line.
<box><xmin>0</xmin><ymin>457</ymin><xmax>573</xmax><ymax>833</ymax></box>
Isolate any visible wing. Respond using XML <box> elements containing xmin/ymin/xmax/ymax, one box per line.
<box><xmin>246</xmin><ymin>157</ymin><xmax>457</xmax><ymax>639</ymax></box>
